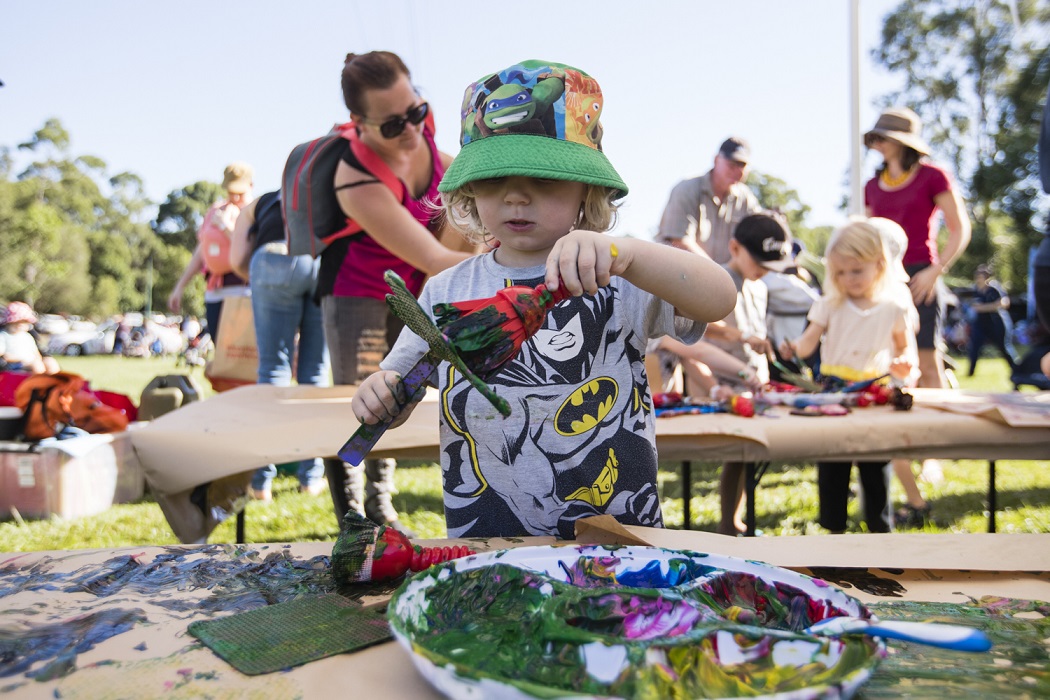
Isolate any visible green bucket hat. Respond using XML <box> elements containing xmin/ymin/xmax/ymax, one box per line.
<box><xmin>439</xmin><ymin>60</ymin><xmax>628</xmax><ymax>197</ymax></box>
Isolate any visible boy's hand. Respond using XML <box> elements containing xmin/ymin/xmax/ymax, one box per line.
<box><xmin>545</xmin><ymin>230</ymin><xmax>628</xmax><ymax>296</ymax></box>
<box><xmin>352</xmin><ymin>370</ymin><xmax>413</xmax><ymax>427</ymax></box>
<box><xmin>778</xmin><ymin>340</ymin><xmax>796</xmax><ymax>361</ymax></box>
<box><xmin>742</xmin><ymin>335</ymin><xmax>773</xmax><ymax>359</ymax></box>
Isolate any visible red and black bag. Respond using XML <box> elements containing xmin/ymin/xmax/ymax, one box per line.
<box><xmin>14</xmin><ymin>372</ymin><xmax>130</xmax><ymax>440</ymax></box>
<box><xmin>280</xmin><ymin>113</ymin><xmax>435</xmax><ymax>258</ymax></box>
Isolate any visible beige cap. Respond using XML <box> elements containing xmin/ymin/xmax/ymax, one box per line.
<box><xmin>222</xmin><ymin>162</ymin><xmax>253</xmax><ymax>194</ymax></box>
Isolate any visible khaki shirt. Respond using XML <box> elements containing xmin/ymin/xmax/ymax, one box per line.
<box><xmin>656</xmin><ymin>171</ymin><xmax>760</xmax><ymax>264</ymax></box>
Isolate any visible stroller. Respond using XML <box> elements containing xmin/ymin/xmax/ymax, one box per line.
<box><xmin>178</xmin><ymin>332</ymin><xmax>212</xmax><ymax>368</ymax></box>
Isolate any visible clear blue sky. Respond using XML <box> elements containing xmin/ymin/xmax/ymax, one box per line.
<box><xmin>1</xmin><ymin>0</ymin><xmax>903</xmax><ymax>238</ymax></box>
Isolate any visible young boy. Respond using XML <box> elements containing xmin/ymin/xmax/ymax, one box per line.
<box><xmin>352</xmin><ymin>60</ymin><xmax>736</xmax><ymax>538</ymax></box>
<box><xmin>698</xmin><ymin>213</ymin><xmax>793</xmax><ymax>535</ymax></box>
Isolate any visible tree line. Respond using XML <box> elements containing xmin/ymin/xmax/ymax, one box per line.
<box><xmin>1</xmin><ymin>0</ymin><xmax>1047</xmax><ymax>319</ymax></box>
<box><xmin>0</xmin><ymin>119</ymin><xmax>222</xmax><ymax>319</ymax></box>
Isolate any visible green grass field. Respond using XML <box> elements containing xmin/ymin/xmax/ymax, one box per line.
<box><xmin>1</xmin><ymin>353</ymin><xmax>1046</xmax><ymax>551</ymax></box>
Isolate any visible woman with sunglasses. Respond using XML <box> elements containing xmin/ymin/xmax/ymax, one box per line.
<box><xmin>318</xmin><ymin>51</ymin><xmax>474</xmax><ymax>536</ymax></box>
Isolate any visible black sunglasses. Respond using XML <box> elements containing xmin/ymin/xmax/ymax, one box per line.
<box><xmin>360</xmin><ymin>102</ymin><xmax>429</xmax><ymax>139</ymax></box>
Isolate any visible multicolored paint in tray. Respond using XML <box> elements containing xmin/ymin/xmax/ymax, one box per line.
<box><xmin>387</xmin><ymin>545</ymin><xmax>886</xmax><ymax>699</ymax></box>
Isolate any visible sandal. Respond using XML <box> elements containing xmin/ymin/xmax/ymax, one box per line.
<box><xmin>895</xmin><ymin>503</ymin><xmax>931</xmax><ymax>528</ymax></box>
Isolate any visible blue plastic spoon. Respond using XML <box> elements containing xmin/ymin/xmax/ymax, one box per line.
<box><xmin>805</xmin><ymin>617</ymin><xmax>992</xmax><ymax>652</ymax></box>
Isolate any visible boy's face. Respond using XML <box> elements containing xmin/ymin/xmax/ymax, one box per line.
<box><xmin>471</xmin><ymin>176</ymin><xmax>586</xmax><ymax>266</ymax></box>
<box><xmin>727</xmin><ymin>240</ymin><xmax>768</xmax><ymax>281</ymax></box>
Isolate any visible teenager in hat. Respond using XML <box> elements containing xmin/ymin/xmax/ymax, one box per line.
<box><xmin>863</xmin><ymin>108</ymin><xmax>970</xmax><ymax>389</ymax></box>
<box><xmin>352</xmin><ymin>60</ymin><xmax>735</xmax><ymax>538</ymax></box>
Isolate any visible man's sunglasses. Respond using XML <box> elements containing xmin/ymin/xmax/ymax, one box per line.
<box><xmin>359</xmin><ymin>102</ymin><xmax>429</xmax><ymax>139</ymax></box>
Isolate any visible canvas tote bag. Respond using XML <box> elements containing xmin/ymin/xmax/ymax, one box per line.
<box><xmin>205</xmin><ymin>296</ymin><xmax>258</xmax><ymax>393</ymax></box>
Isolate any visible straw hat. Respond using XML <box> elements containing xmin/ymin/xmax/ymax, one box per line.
<box><xmin>221</xmin><ymin>162</ymin><xmax>253</xmax><ymax>194</ymax></box>
<box><xmin>863</xmin><ymin>107</ymin><xmax>930</xmax><ymax>155</ymax></box>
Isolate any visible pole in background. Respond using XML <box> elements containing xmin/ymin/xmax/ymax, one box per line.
<box><xmin>849</xmin><ymin>0</ymin><xmax>864</xmax><ymax>216</ymax></box>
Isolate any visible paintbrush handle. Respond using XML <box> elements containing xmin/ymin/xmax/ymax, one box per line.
<box><xmin>337</xmin><ymin>355</ymin><xmax>436</xmax><ymax>465</ymax></box>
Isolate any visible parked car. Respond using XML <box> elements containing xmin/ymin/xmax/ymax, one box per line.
<box><xmin>46</xmin><ymin>321</ymin><xmax>118</xmax><ymax>356</ymax></box>
<box><xmin>34</xmin><ymin>314</ymin><xmax>70</xmax><ymax>336</ymax></box>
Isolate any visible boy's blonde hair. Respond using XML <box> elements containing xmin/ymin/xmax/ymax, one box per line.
<box><xmin>441</xmin><ymin>183</ymin><xmax>620</xmax><ymax>245</ymax></box>
<box><xmin>823</xmin><ymin>217</ymin><xmax>891</xmax><ymax>306</ymax></box>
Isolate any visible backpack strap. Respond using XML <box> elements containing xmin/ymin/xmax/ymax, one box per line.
<box><xmin>323</xmin><ymin>116</ymin><xmax>437</xmax><ymax>247</ymax></box>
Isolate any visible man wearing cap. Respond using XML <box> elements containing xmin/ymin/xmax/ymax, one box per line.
<box><xmin>656</xmin><ymin>137</ymin><xmax>761</xmax><ymax>264</ymax></box>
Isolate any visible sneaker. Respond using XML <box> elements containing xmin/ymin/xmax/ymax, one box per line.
<box><xmin>895</xmin><ymin>503</ymin><xmax>931</xmax><ymax>528</ymax></box>
<box><xmin>298</xmin><ymin>481</ymin><xmax>327</xmax><ymax>497</ymax></box>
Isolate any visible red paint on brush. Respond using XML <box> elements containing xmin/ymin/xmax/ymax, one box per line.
<box><xmin>370</xmin><ymin>527</ymin><xmax>475</xmax><ymax>582</ymax></box>
<box><xmin>434</xmin><ymin>283</ymin><xmax>572</xmax><ymax>379</ymax></box>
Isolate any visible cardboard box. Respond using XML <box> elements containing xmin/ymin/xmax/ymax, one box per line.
<box><xmin>0</xmin><ymin>431</ymin><xmax>144</xmax><ymax>520</ymax></box>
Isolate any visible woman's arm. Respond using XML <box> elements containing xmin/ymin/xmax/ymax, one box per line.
<box><xmin>910</xmin><ymin>189</ymin><xmax>971</xmax><ymax>305</ymax></box>
<box><xmin>659</xmin><ymin>336</ymin><xmax>763</xmax><ymax>391</ymax></box>
<box><xmin>228</xmin><ymin>199</ymin><xmax>259</xmax><ymax>281</ymax></box>
<box><xmin>168</xmin><ymin>245</ymin><xmax>205</xmax><ymax>313</ymax></box>
<box><xmin>334</xmin><ymin>159</ymin><xmax>471</xmax><ymax>275</ymax></box>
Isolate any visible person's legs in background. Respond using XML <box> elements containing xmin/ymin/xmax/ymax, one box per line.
<box><xmin>718</xmin><ymin>462</ymin><xmax>746</xmax><ymax>536</ymax></box>
<box><xmin>857</xmin><ymin>461</ymin><xmax>893</xmax><ymax>533</ymax></box>
<box><xmin>817</xmin><ymin>461</ymin><xmax>851</xmax><ymax>534</ymax></box>
<box><xmin>321</xmin><ymin>295</ymin><xmax>414</xmax><ymax>536</ymax></box>
<box><xmin>990</xmin><ymin>316</ymin><xmax>1021</xmax><ymax>373</ymax></box>
<box><xmin>292</xmin><ymin>256</ymin><xmax>330</xmax><ymax>495</ymax></box>
<box><xmin>967</xmin><ymin>321</ymin><xmax>986</xmax><ymax>376</ymax></box>
<box><xmin>204</xmin><ymin>300</ymin><xmax>223</xmax><ymax>346</ymax></box>
<box><xmin>892</xmin><ymin>458</ymin><xmax>931</xmax><ymax>527</ymax></box>
<box><xmin>249</xmin><ymin>250</ymin><xmax>327</xmax><ymax>499</ymax></box>
<box><xmin>250</xmin><ymin>464</ymin><xmax>277</xmax><ymax>502</ymax></box>
<box><xmin>910</xmin><ymin>272</ymin><xmax>946</xmax><ymax>483</ymax></box>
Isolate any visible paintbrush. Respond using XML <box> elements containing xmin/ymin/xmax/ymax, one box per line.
<box><xmin>769</xmin><ymin>358</ymin><xmax>824</xmax><ymax>392</ymax></box>
<box><xmin>337</xmin><ymin>271</ymin><xmax>570</xmax><ymax>465</ymax></box>
<box><xmin>433</xmin><ymin>281</ymin><xmax>570</xmax><ymax>379</ymax></box>
<box><xmin>331</xmin><ymin>511</ymin><xmax>474</xmax><ymax>584</ymax></box>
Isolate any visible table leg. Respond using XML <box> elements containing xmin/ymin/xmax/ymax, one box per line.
<box><xmin>745</xmin><ymin>463</ymin><xmax>757</xmax><ymax>537</ymax></box>
<box><xmin>681</xmin><ymin>460</ymin><xmax>692</xmax><ymax>530</ymax></box>
<box><xmin>988</xmin><ymin>460</ymin><xmax>997</xmax><ymax>534</ymax></box>
<box><xmin>744</xmin><ymin>461</ymin><xmax>771</xmax><ymax>537</ymax></box>
<box><xmin>236</xmin><ymin>509</ymin><xmax>246</xmax><ymax>543</ymax></box>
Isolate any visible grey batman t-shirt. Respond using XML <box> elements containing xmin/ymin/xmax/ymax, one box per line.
<box><xmin>381</xmin><ymin>251</ymin><xmax>705</xmax><ymax>538</ymax></box>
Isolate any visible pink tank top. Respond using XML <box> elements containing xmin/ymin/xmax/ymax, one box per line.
<box><xmin>864</xmin><ymin>162</ymin><xmax>952</xmax><ymax>266</ymax></box>
<box><xmin>332</xmin><ymin>129</ymin><xmax>444</xmax><ymax>300</ymax></box>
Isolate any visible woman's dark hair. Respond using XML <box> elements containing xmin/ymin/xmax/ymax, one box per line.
<box><xmin>876</xmin><ymin>144</ymin><xmax>923</xmax><ymax>176</ymax></box>
<box><xmin>341</xmin><ymin>51</ymin><xmax>411</xmax><ymax>115</ymax></box>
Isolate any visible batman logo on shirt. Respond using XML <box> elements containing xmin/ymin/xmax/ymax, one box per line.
<box><xmin>554</xmin><ymin>377</ymin><xmax>618</xmax><ymax>436</ymax></box>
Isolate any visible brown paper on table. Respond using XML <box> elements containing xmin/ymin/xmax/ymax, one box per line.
<box><xmin>623</xmin><ymin>527</ymin><xmax>1050</xmax><ymax>572</ymax></box>
<box><xmin>913</xmin><ymin>388</ymin><xmax>1050</xmax><ymax>428</ymax></box>
<box><xmin>131</xmin><ymin>384</ymin><xmax>442</xmax><ymax>496</ymax></box>
<box><xmin>574</xmin><ymin>515</ymin><xmax>655</xmax><ymax>546</ymax></box>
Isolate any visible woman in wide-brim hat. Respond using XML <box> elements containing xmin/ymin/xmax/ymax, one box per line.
<box><xmin>863</xmin><ymin>107</ymin><xmax>970</xmax><ymax>389</ymax></box>
<box><xmin>863</xmin><ymin>106</ymin><xmax>972</xmax><ymax>530</ymax></box>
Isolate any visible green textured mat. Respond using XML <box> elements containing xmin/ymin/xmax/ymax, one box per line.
<box><xmin>188</xmin><ymin>593</ymin><xmax>392</xmax><ymax>675</ymax></box>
